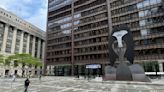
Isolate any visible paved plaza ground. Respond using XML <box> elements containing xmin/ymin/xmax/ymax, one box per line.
<box><xmin>0</xmin><ymin>76</ymin><xmax>164</xmax><ymax>92</ymax></box>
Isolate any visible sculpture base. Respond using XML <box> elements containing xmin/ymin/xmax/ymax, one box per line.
<box><xmin>104</xmin><ymin>63</ymin><xmax>150</xmax><ymax>82</ymax></box>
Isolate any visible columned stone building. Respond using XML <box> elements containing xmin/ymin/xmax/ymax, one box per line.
<box><xmin>46</xmin><ymin>0</ymin><xmax>164</xmax><ymax>76</ymax></box>
<box><xmin>0</xmin><ymin>8</ymin><xmax>45</xmax><ymax>76</ymax></box>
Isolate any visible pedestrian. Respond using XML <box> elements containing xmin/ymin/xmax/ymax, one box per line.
<box><xmin>11</xmin><ymin>74</ymin><xmax>16</xmax><ymax>88</ymax></box>
<box><xmin>24</xmin><ymin>78</ymin><xmax>30</xmax><ymax>92</ymax></box>
<box><xmin>12</xmin><ymin>74</ymin><xmax>16</xmax><ymax>82</ymax></box>
<box><xmin>39</xmin><ymin>75</ymin><xmax>41</xmax><ymax>81</ymax></box>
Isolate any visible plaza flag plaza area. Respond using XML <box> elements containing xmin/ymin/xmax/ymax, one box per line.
<box><xmin>0</xmin><ymin>76</ymin><xmax>164</xmax><ymax>92</ymax></box>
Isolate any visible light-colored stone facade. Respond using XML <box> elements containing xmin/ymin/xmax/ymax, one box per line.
<box><xmin>0</xmin><ymin>7</ymin><xmax>46</xmax><ymax>77</ymax></box>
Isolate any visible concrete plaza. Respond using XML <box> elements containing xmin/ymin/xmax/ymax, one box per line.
<box><xmin>0</xmin><ymin>76</ymin><xmax>164</xmax><ymax>92</ymax></box>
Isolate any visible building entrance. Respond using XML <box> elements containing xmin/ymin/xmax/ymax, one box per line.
<box><xmin>86</xmin><ymin>64</ymin><xmax>102</xmax><ymax>78</ymax></box>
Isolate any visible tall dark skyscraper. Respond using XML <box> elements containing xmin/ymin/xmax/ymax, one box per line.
<box><xmin>46</xmin><ymin>0</ymin><xmax>164</xmax><ymax>76</ymax></box>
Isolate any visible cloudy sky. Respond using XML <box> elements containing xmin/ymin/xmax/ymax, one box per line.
<box><xmin>0</xmin><ymin>0</ymin><xmax>48</xmax><ymax>31</ymax></box>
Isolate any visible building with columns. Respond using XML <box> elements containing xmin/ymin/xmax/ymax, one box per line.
<box><xmin>0</xmin><ymin>7</ymin><xmax>45</xmax><ymax>77</ymax></box>
<box><xmin>46</xmin><ymin>0</ymin><xmax>164</xmax><ymax>76</ymax></box>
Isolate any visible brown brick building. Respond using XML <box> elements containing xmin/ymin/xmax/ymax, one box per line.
<box><xmin>45</xmin><ymin>0</ymin><xmax>164</xmax><ymax>76</ymax></box>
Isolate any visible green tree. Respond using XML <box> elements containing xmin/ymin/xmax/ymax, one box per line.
<box><xmin>0</xmin><ymin>55</ymin><xmax>4</xmax><ymax>64</ymax></box>
<box><xmin>6</xmin><ymin>53</ymin><xmax>42</xmax><ymax>77</ymax></box>
<box><xmin>7</xmin><ymin>53</ymin><xmax>42</xmax><ymax>67</ymax></box>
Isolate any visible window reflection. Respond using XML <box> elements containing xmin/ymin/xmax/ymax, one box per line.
<box><xmin>139</xmin><ymin>11</ymin><xmax>145</xmax><ymax>17</ymax></box>
<box><xmin>62</xmin><ymin>30</ymin><xmax>71</xmax><ymax>34</ymax></box>
<box><xmin>140</xmin><ymin>29</ymin><xmax>150</xmax><ymax>36</ymax></box>
<box><xmin>137</xmin><ymin>2</ymin><xmax>143</xmax><ymax>9</ymax></box>
<box><xmin>61</xmin><ymin>23</ymin><xmax>72</xmax><ymax>29</ymax></box>
<box><xmin>143</xmin><ymin>0</ymin><xmax>150</xmax><ymax>7</ymax></box>
<box><xmin>139</xmin><ymin>20</ymin><xmax>146</xmax><ymax>26</ymax></box>
<box><xmin>138</xmin><ymin>7</ymin><xmax>159</xmax><ymax>18</ymax></box>
<box><xmin>137</xmin><ymin>0</ymin><xmax>162</xmax><ymax>9</ymax></box>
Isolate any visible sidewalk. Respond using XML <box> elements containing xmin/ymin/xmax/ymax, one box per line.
<box><xmin>74</xmin><ymin>76</ymin><xmax>164</xmax><ymax>86</ymax></box>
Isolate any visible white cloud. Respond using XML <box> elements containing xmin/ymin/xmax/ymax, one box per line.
<box><xmin>26</xmin><ymin>7</ymin><xmax>47</xmax><ymax>31</ymax></box>
<box><xmin>0</xmin><ymin>0</ymin><xmax>15</xmax><ymax>9</ymax></box>
<box><xmin>0</xmin><ymin>0</ymin><xmax>47</xmax><ymax>31</ymax></box>
<box><xmin>25</xmin><ymin>0</ymin><xmax>47</xmax><ymax>31</ymax></box>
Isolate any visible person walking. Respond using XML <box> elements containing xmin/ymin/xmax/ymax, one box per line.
<box><xmin>24</xmin><ymin>78</ymin><xmax>30</xmax><ymax>92</ymax></box>
<box><xmin>11</xmin><ymin>74</ymin><xmax>16</xmax><ymax>88</ymax></box>
<box><xmin>12</xmin><ymin>74</ymin><xmax>16</xmax><ymax>82</ymax></box>
<box><xmin>39</xmin><ymin>74</ymin><xmax>41</xmax><ymax>81</ymax></box>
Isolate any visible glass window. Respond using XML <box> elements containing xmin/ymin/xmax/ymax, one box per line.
<box><xmin>139</xmin><ymin>20</ymin><xmax>146</xmax><ymax>26</ymax></box>
<box><xmin>140</xmin><ymin>29</ymin><xmax>150</xmax><ymax>36</ymax></box>
<box><xmin>150</xmin><ymin>7</ymin><xmax>158</xmax><ymax>14</ymax></box>
<box><xmin>144</xmin><ymin>10</ymin><xmax>151</xmax><ymax>16</ymax></box>
<box><xmin>143</xmin><ymin>0</ymin><xmax>150</xmax><ymax>7</ymax></box>
<box><xmin>137</xmin><ymin>2</ymin><xmax>143</xmax><ymax>9</ymax></box>
<box><xmin>139</xmin><ymin>11</ymin><xmax>145</xmax><ymax>17</ymax></box>
<box><xmin>61</xmin><ymin>23</ymin><xmax>72</xmax><ymax>29</ymax></box>
<box><xmin>74</xmin><ymin>20</ymin><xmax>80</xmax><ymax>25</ymax></box>
<box><xmin>156</xmin><ymin>0</ymin><xmax>162</xmax><ymax>3</ymax></box>
<box><xmin>150</xmin><ymin>0</ymin><xmax>157</xmax><ymax>5</ymax></box>
<box><xmin>62</xmin><ymin>30</ymin><xmax>71</xmax><ymax>34</ymax></box>
<box><xmin>74</xmin><ymin>14</ymin><xmax>81</xmax><ymax>18</ymax></box>
<box><xmin>57</xmin><ymin>16</ymin><xmax>72</xmax><ymax>23</ymax></box>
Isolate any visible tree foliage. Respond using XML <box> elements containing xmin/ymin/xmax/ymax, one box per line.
<box><xmin>6</xmin><ymin>53</ymin><xmax>42</xmax><ymax>67</ymax></box>
<box><xmin>0</xmin><ymin>54</ymin><xmax>11</xmax><ymax>65</ymax></box>
<box><xmin>0</xmin><ymin>54</ymin><xmax>4</xmax><ymax>64</ymax></box>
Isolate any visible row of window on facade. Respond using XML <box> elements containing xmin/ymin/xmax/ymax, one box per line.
<box><xmin>79</xmin><ymin>20</ymin><xmax>108</xmax><ymax>31</ymax></box>
<box><xmin>74</xmin><ymin>37</ymin><xmax>108</xmax><ymax>46</ymax></box>
<box><xmin>48</xmin><ymin>36</ymin><xmax>71</xmax><ymax>44</ymax></box>
<box><xmin>47</xmin><ymin>48</ymin><xmax>164</xmax><ymax>62</ymax></box>
<box><xmin>74</xmin><ymin>54</ymin><xmax>108</xmax><ymax>61</ymax></box>
<box><xmin>0</xmin><ymin>22</ymin><xmax>43</xmax><ymax>58</ymax></box>
<box><xmin>47</xmin><ymin>47</ymin><xmax>164</xmax><ymax>62</ymax></box>
<box><xmin>47</xmin><ymin>57</ymin><xmax>71</xmax><ymax>63</ymax></box>
<box><xmin>48</xmin><ymin>28</ymin><xmax>108</xmax><ymax>45</ymax></box>
<box><xmin>110</xmin><ymin>0</ymin><xmax>162</xmax><ymax>8</ymax></box>
<box><xmin>47</xmin><ymin>35</ymin><xmax>163</xmax><ymax>54</ymax></box>
<box><xmin>135</xmin><ymin>37</ymin><xmax>164</xmax><ymax>46</ymax></box>
<box><xmin>48</xmin><ymin>0</ymin><xmax>106</xmax><ymax>21</ymax></box>
<box><xmin>80</xmin><ymin>12</ymin><xmax>107</xmax><ymax>24</ymax></box>
<box><xmin>48</xmin><ymin>4</ymin><xmax>106</xmax><ymax>27</ymax></box>
<box><xmin>48</xmin><ymin>0</ymin><xmax>72</xmax><ymax>12</ymax></box>
<box><xmin>111</xmin><ymin>0</ymin><xmax>162</xmax><ymax>15</ymax></box>
<box><xmin>47</xmin><ymin>53</ymin><xmax>109</xmax><ymax>63</ymax></box>
<box><xmin>49</xmin><ymin>11</ymin><xmax>107</xmax><ymax>33</ymax></box>
<box><xmin>112</xmin><ymin>15</ymin><xmax>164</xmax><ymax>33</ymax></box>
<box><xmin>48</xmin><ymin>4</ymin><xmax>71</xmax><ymax>16</ymax></box>
<box><xmin>48</xmin><ymin>5</ymin><xmax>107</xmax><ymax>33</ymax></box>
<box><xmin>48</xmin><ymin>20</ymin><xmax>108</xmax><ymax>38</ymax></box>
<box><xmin>135</xmin><ymin>49</ymin><xmax>164</xmax><ymax>58</ymax></box>
<box><xmin>74</xmin><ymin>28</ymin><xmax>108</xmax><ymax>39</ymax></box>
<box><xmin>74</xmin><ymin>0</ymin><xmax>106</xmax><ymax>13</ymax></box>
<box><xmin>112</xmin><ymin>9</ymin><xmax>163</xmax><ymax>24</ymax></box>
<box><xmin>47</xmin><ymin>49</ymin><xmax>71</xmax><ymax>56</ymax></box>
<box><xmin>81</xmin><ymin>5</ymin><xmax>107</xmax><ymax>17</ymax></box>
<box><xmin>47</xmin><ymin>44</ymin><xmax>108</xmax><ymax>57</ymax></box>
<box><xmin>74</xmin><ymin>45</ymin><xmax>108</xmax><ymax>54</ymax></box>
<box><xmin>133</xmin><ymin>26</ymin><xmax>164</xmax><ymax>37</ymax></box>
<box><xmin>47</xmin><ymin>43</ymin><xmax>71</xmax><ymax>50</ymax></box>
<box><xmin>47</xmin><ymin>46</ymin><xmax>164</xmax><ymax>58</ymax></box>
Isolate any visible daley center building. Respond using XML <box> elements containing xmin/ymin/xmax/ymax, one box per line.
<box><xmin>46</xmin><ymin>0</ymin><xmax>164</xmax><ymax>76</ymax></box>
